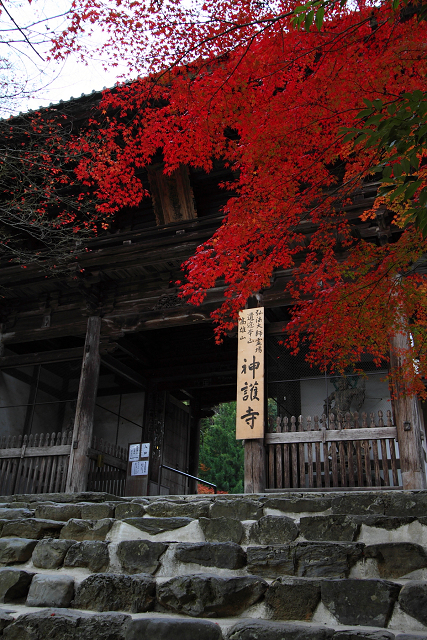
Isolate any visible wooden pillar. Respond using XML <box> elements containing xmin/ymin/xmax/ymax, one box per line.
<box><xmin>390</xmin><ymin>331</ymin><xmax>427</xmax><ymax>490</ymax></box>
<box><xmin>66</xmin><ymin>316</ymin><xmax>101</xmax><ymax>493</ymax></box>
<box><xmin>244</xmin><ymin>439</ymin><xmax>266</xmax><ymax>493</ymax></box>
<box><xmin>143</xmin><ymin>384</ymin><xmax>167</xmax><ymax>495</ymax></box>
<box><xmin>188</xmin><ymin>400</ymin><xmax>201</xmax><ymax>494</ymax></box>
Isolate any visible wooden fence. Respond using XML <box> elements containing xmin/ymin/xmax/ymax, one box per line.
<box><xmin>0</xmin><ymin>431</ymin><xmax>72</xmax><ymax>495</ymax></box>
<box><xmin>265</xmin><ymin>410</ymin><xmax>401</xmax><ymax>490</ymax></box>
<box><xmin>86</xmin><ymin>435</ymin><xmax>127</xmax><ymax>496</ymax></box>
<box><xmin>0</xmin><ymin>432</ymin><xmax>128</xmax><ymax>496</ymax></box>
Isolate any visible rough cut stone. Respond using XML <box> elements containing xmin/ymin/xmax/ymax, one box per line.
<box><xmin>116</xmin><ymin>540</ymin><xmax>167</xmax><ymax>574</ymax></box>
<box><xmin>26</xmin><ymin>491</ymin><xmax>122</xmax><ymax>504</ymax></box>
<box><xmin>0</xmin><ymin>508</ymin><xmax>33</xmax><ymax>520</ymax></box>
<box><xmin>265</xmin><ymin>577</ymin><xmax>321</xmax><ymax>620</ymax></box>
<box><xmin>122</xmin><ymin>517</ymin><xmax>193</xmax><ymax>535</ymax></box>
<box><xmin>331</xmin><ymin>494</ymin><xmax>385</xmax><ymax>515</ymax></box>
<box><xmin>260</xmin><ymin>496</ymin><xmax>332</xmax><ymax>514</ymax></box>
<box><xmin>174</xmin><ymin>542</ymin><xmax>246</xmax><ymax>570</ymax></box>
<box><xmin>398</xmin><ymin>581</ymin><xmax>427</xmax><ymax>626</ymax></box>
<box><xmin>294</xmin><ymin>542</ymin><xmax>363</xmax><ymax>578</ymax></box>
<box><xmin>157</xmin><ymin>573</ymin><xmax>267</xmax><ymax>617</ymax></box>
<box><xmin>299</xmin><ymin>516</ymin><xmax>360</xmax><ymax>542</ymax></box>
<box><xmin>79</xmin><ymin>503</ymin><xmax>115</xmax><ymax>520</ymax></box>
<box><xmin>73</xmin><ymin>573</ymin><xmax>155</xmax><ymax>613</ymax></box>
<box><xmin>199</xmin><ymin>517</ymin><xmax>244</xmax><ymax>544</ymax></box>
<box><xmin>210</xmin><ymin>499</ymin><xmax>263</xmax><ymax>521</ymax></box>
<box><xmin>0</xmin><ymin>568</ymin><xmax>33</xmax><ymax>603</ymax></box>
<box><xmin>0</xmin><ymin>538</ymin><xmax>37</xmax><ymax>565</ymax></box>
<box><xmin>34</xmin><ymin>504</ymin><xmax>81</xmax><ymax>521</ymax></box>
<box><xmin>247</xmin><ymin>546</ymin><xmax>295</xmax><ymax>578</ymax></box>
<box><xmin>115</xmin><ymin>503</ymin><xmax>146</xmax><ymax>519</ymax></box>
<box><xmin>2</xmin><ymin>518</ymin><xmax>64</xmax><ymax>539</ymax></box>
<box><xmin>332</xmin><ymin>632</ymin><xmax>395</xmax><ymax>640</ymax></box>
<box><xmin>364</xmin><ymin>543</ymin><xmax>427</xmax><ymax>578</ymax></box>
<box><xmin>145</xmin><ymin>500</ymin><xmax>210</xmax><ymax>519</ymax></box>
<box><xmin>2</xmin><ymin>609</ymin><xmax>130</xmax><ymax>640</ymax></box>
<box><xmin>359</xmin><ymin>516</ymin><xmax>416</xmax><ymax>530</ymax></box>
<box><xmin>0</xmin><ymin>610</ymin><xmax>13</xmax><ymax>633</ymax></box>
<box><xmin>26</xmin><ymin>574</ymin><xmax>74</xmax><ymax>608</ymax></box>
<box><xmin>32</xmin><ymin>539</ymin><xmax>75</xmax><ymax>569</ymax></box>
<box><xmin>64</xmin><ymin>541</ymin><xmax>109</xmax><ymax>573</ymax></box>
<box><xmin>126</xmin><ymin>618</ymin><xmax>223</xmax><ymax>640</ymax></box>
<box><xmin>248</xmin><ymin>516</ymin><xmax>299</xmax><ymax>545</ymax></box>
<box><xmin>321</xmin><ymin>579</ymin><xmax>400</xmax><ymax>627</ymax></box>
<box><xmin>383</xmin><ymin>492</ymin><xmax>427</xmax><ymax>517</ymax></box>
<box><xmin>226</xmin><ymin>620</ymin><xmax>334</xmax><ymax>639</ymax></box>
<box><xmin>60</xmin><ymin>518</ymin><xmax>114</xmax><ymax>541</ymax></box>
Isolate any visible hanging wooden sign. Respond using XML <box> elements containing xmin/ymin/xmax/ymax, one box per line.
<box><xmin>236</xmin><ymin>307</ymin><xmax>264</xmax><ymax>439</ymax></box>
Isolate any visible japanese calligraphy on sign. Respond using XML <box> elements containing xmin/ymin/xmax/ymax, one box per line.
<box><xmin>131</xmin><ymin>460</ymin><xmax>149</xmax><ymax>476</ymax></box>
<box><xmin>236</xmin><ymin>307</ymin><xmax>264</xmax><ymax>439</ymax></box>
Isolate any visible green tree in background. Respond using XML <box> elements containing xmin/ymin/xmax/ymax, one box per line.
<box><xmin>199</xmin><ymin>403</ymin><xmax>244</xmax><ymax>494</ymax></box>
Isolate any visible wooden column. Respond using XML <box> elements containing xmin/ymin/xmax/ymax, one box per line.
<box><xmin>390</xmin><ymin>331</ymin><xmax>427</xmax><ymax>490</ymax></box>
<box><xmin>66</xmin><ymin>316</ymin><xmax>101</xmax><ymax>493</ymax></box>
<box><xmin>143</xmin><ymin>384</ymin><xmax>167</xmax><ymax>495</ymax></box>
<box><xmin>244</xmin><ymin>439</ymin><xmax>266</xmax><ymax>493</ymax></box>
<box><xmin>188</xmin><ymin>399</ymin><xmax>201</xmax><ymax>494</ymax></box>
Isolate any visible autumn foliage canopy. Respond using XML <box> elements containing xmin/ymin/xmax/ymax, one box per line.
<box><xmin>37</xmin><ymin>0</ymin><xmax>427</xmax><ymax>393</ymax></box>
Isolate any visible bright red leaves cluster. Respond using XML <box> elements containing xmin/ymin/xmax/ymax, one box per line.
<box><xmin>50</xmin><ymin>0</ymin><xmax>427</xmax><ymax>393</ymax></box>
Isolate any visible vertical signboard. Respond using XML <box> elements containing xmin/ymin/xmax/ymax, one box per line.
<box><xmin>125</xmin><ymin>442</ymin><xmax>151</xmax><ymax>496</ymax></box>
<box><xmin>236</xmin><ymin>308</ymin><xmax>264</xmax><ymax>439</ymax></box>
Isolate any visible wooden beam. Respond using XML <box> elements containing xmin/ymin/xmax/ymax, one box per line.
<box><xmin>101</xmin><ymin>354</ymin><xmax>145</xmax><ymax>388</ymax></box>
<box><xmin>266</xmin><ymin>427</ymin><xmax>398</xmax><ymax>444</ymax></box>
<box><xmin>0</xmin><ymin>347</ymin><xmax>84</xmax><ymax>369</ymax></box>
<box><xmin>66</xmin><ymin>316</ymin><xmax>101</xmax><ymax>493</ymax></box>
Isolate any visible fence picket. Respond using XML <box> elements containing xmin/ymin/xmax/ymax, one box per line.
<box><xmin>298</xmin><ymin>415</ymin><xmax>305</xmax><ymax>488</ymax></box>
<box><xmin>314</xmin><ymin>415</ymin><xmax>322</xmax><ymax>488</ymax></box>
<box><xmin>275</xmin><ymin>417</ymin><xmax>283</xmax><ymax>489</ymax></box>
<box><xmin>290</xmin><ymin>416</ymin><xmax>298</xmax><ymax>488</ymax></box>
<box><xmin>265</xmin><ymin>409</ymin><xmax>401</xmax><ymax>491</ymax></box>
<box><xmin>283</xmin><ymin>417</ymin><xmax>290</xmax><ymax>488</ymax></box>
<box><xmin>307</xmin><ymin>416</ymin><xmax>314</xmax><ymax>489</ymax></box>
<box><xmin>321</xmin><ymin>414</ymin><xmax>330</xmax><ymax>488</ymax></box>
<box><xmin>336</xmin><ymin>413</ymin><xmax>347</xmax><ymax>487</ymax></box>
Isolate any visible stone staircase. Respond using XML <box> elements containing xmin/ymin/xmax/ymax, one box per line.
<box><xmin>0</xmin><ymin>490</ymin><xmax>425</xmax><ymax>638</ymax></box>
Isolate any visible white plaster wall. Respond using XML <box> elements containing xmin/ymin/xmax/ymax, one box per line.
<box><xmin>0</xmin><ymin>368</ymin><xmax>32</xmax><ymax>438</ymax></box>
<box><xmin>94</xmin><ymin>392</ymin><xmax>145</xmax><ymax>449</ymax></box>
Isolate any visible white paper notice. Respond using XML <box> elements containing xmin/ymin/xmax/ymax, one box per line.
<box><xmin>128</xmin><ymin>444</ymin><xmax>140</xmax><ymax>461</ymax></box>
<box><xmin>131</xmin><ymin>460</ymin><xmax>149</xmax><ymax>476</ymax></box>
<box><xmin>140</xmin><ymin>443</ymin><xmax>150</xmax><ymax>458</ymax></box>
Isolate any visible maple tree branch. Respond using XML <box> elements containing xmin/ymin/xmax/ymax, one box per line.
<box><xmin>0</xmin><ymin>0</ymin><xmax>44</xmax><ymax>60</ymax></box>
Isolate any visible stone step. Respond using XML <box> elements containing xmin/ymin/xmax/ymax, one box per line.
<box><xmin>2</xmin><ymin>536</ymin><xmax>427</xmax><ymax>581</ymax></box>
<box><xmin>0</xmin><ymin>491</ymin><xmax>425</xmax><ymax>638</ymax></box>
<box><xmin>1</xmin><ymin>512</ymin><xmax>427</xmax><ymax>548</ymax></box>
<box><xmin>0</xmin><ymin>607</ymin><xmax>426</xmax><ymax>640</ymax></box>
<box><xmin>0</xmin><ymin>516</ymin><xmax>427</xmax><ymax>547</ymax></box>
<box><xmin>1</xmin><ymin>490</ymin><xmax>427</xmax><ymax>518</ymax></box>
<box><xmin>1</xmin><ymin>565</ymin><xmax>427</xmax><ymax>629</ymax></box>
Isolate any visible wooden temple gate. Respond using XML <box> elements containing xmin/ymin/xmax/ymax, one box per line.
<box><xmin>265</xmin><ymin>410</ymin><xmax>401</xmax><ymax>490</ymax></box>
